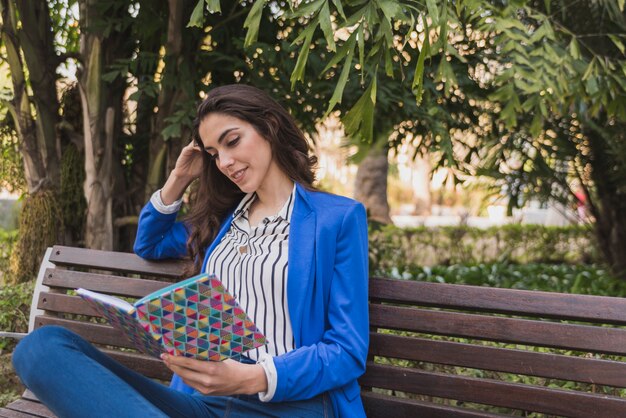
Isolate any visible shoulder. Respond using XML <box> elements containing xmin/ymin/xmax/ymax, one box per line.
<box><xmin>299</xmin><ymin>186</ymin><xmax>364</xmax><ymax>213</ymax></box>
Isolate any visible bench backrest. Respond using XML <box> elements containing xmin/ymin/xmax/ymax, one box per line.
<box><xmin>32</xmin><ymin>246</ymin><xmax>185</xmax><ymax>382</ymax></box>
<box><xmin>362</xmin><ymin>277</ymin><xmax>626</xmax><ymax>417</ymax></box>
<box><xmin>31</xmin><ymin>246</ymin><xmax>626</xmax><ymax>417</ymax></box>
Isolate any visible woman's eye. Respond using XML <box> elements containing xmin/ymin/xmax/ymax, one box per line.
<box><xmin>227</xmin><ymin>136</ymin><xmax>240</xmax><ymax>147</ymax></box>
<box><xmin>207</xmin><ymin>152</ymin><xmax>219</xmax><ymax>160</ymax></box>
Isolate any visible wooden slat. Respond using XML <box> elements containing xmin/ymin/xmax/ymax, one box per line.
<box><xmin>104</xmin><ymin>349</ymin><xmax>171</xmax><ymax>381</ymax></box>
<box><xmin>370</xmin><ymin>277</ymin><xmax>626</xmax><ymax>325</ymax></box>
<box><xmin>361</xmin><ymin>363</ymin><xmax>626</xmax><ymax>418</ymax></box>
<box><xmin>38</xmin><ymin>293</ymin><xmax>107</xmax><ymax>316</ymax></box>
<box><xmin>361</xmin><ymin>392</ymin><xmax>509</xmax><ymax>418</ymax></box>
<box><xmin>370</xmin><ymin>304</ymin><xmax>626</xmax><ymax>355</ymax></box>
<box><xmin>49</xmin><ymin>246</ymin><xmax>184</xmax><ymax>278</ymax></box>
<box><xmin>20</xmin><ymin>392</ymin><xmax>38</xmax><ymax>403</ymax></box>
<box><xmin>42</xmin><ymin>269</ymin><xmax>168</xmax><ymax>297</ymax></box>
<box><xmin>3</xmin><ymin>400</ymin><xmax>54</xmax><ymax>418</ymax></box>
<box><xmin>369</xmin><ymin>333</ymin><xmax>626</xmax><ymax>387</ymax></box>
<box><xmin>34</xmin><ymin>317</ymin><xmax>138</xmax><ymax>350</ymax></box>
<box><xmin>0</xmin><ymin>407</ymin><xmax>45</xmax><ymax>418</ymax></box>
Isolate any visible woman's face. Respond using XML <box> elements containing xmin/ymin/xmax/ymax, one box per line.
<box><xmin>198</xmin><ymin>113</ymin><xmax>280</xmax><ymax>194</ymax></box>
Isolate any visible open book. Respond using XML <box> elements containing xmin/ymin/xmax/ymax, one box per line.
<box><xmin>76</xmin><ymin>274</ymin><xmax>266</xmax><ymax>361</ymax></box>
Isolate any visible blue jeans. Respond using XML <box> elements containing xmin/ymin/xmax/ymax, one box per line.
<box><xmin>12</xmin><ymin>326</ymin><xmax>334</xmax><ymax>418</ymax></box>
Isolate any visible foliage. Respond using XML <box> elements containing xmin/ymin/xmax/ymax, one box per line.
<box><xmin>369</xmin><ymin>223</ymin><xmax>598</xmax><ymax>276</ymax></box>
<box><xmin>0</xmin><ymin>229</ymin><xmax>17</xmax><ymax>281</ymax></box>
<box><xmin>0</xmin><ymin>124</ymin><xmax>25</xmax><ymax>194</ymax></box>
<box><xmin>0</xmin><ymin>281</ymin><xmax>32</xmax><ymax>350</ymax></box>
<box><xmin>0</xmin><ymin>280</ymin><xmax>31</xmax><ymax>408</ymax></box>
<box><xmin>392</xmin><ymin>262</ymin><xmax>625</xmax><ymax>297</ymax></box>
<box><xmin>8</xmin><ymin>190</ymin><xmax>63</xmax><ymax>284</ymax></box>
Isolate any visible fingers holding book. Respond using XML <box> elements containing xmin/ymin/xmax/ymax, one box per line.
<box><xmin>160</xmin><ymin>353</ymin><xmax>268</xmax><ymax>396</ymax></box>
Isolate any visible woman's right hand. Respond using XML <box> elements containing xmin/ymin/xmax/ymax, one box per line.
<box><xmin>160</xmin><ymin>141</ymin><xmax>205</xmax><ymax>205</ymax></box>
<box><xmin>172</xmin><ymin>141</ymin><xmax>205</xmax><ymax>181</ymax></box>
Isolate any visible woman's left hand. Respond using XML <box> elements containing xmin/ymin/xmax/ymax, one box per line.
<box><xmin>161</xmin><ymin>354</ymin><xmax>268</xmax><ymax>396</ymax></box>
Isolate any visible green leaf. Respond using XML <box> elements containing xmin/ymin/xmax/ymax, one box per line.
<box><xmin>290</xmin><ymin>22</ymin><xmax>317</xmax><ymax>88</ymax></box>
<box><xmin>343</xmin><ymin>77</ymin><xmax>377</xmax><ymax>143</ymax></box>
<box><xmin>161</xmin><ymin>122</ymin><xmax>181</xmax><ymax>140</ymax></box>
<box><xmin>325</xmin><ymin>43</ymin><xmax>355</xmax><ymax>116</ymax></box>
<box><xmin>187</xmin><ymin>0</ymin><xmax>205</xmax><ymax>28</ymax></box>
<box><xmin>358</xmin><ymin>23</ymin><xmax>365</xmax><ymax>76</ymax></box>
<box><xmin>332</xmin><ymin>0</ymin><xmax>346</xmax><ymax>21</ymax></box>
<box><xmin>384</xmin><ymin>46</ymin><xmax>393</xmax><ymax>77</ymax></box>
<box><xmin>378</xmin><ymin>0</ymin><xmax>404</xmax><ymax>21</ymax></box>
<box><xmin>319</xmin><ymin>1</ymin><xmax>336</xmax><ymax>52</ymax></box>
<box><xmin>426</xmin><ymin>0</ymin><xmax>439</xmax><ymax>25</ymax></box>
<box><xmin>440</xmin><ymin>1</ymin><xmax>448</xmax><ymax>44</ymax></box>
<box><xmin>568</xmin><ymin>38</ymin><xmax>581</xmax><ymax>59</ymax></box>
<box><xmin>322</xmin><ymin>29</ymin><xmax>357</xmax><ymax>73</ymax></box>
<box><xmin>243</xmin><ymin>0</ymin><xmax>266</xmax><ymax>48</ymax></box>
<box><xmin>609</xmin><ymin>34</ymin><xmax>625</xmax><ymax>56</ymax></box>
<box><xmin>206</xmin><ymin>0</ymin><xmax>221</xmax><ymax>13</ymax></box>
<box><xmin>529</xmin><ymin>112</ymin><xmax>543</xmax><ymax>138</ymax></box>
<box><xmin>412</xmin><ymin>20</ymin><xmax>430</xmax><ymax>105</ymax></box>
<box><xmin>288</xmin><ymin>0</ymin><xmax>325</xmax><ymax>18</ymax></box>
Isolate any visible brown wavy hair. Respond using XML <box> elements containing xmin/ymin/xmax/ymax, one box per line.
<box><xmin>185</xmin><ymin>84</ymin><xmax>318</xmax><ymax>274</ymax></box>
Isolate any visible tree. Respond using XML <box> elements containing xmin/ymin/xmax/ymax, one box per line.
<box><xmin>243</xmin><ymin>0</ymin><xmax>626</xmax><ymax>278</ymax></box>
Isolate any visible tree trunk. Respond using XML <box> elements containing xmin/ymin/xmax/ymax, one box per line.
<box><xmin>0</xmin><ymin>0</ymin><xmax>47</xmax><ymax>192</ymax></box>
<box><xmin>78</xmin><ymin>0</ymin><xmax>131</xmax><ymax>250</ymax></box>
<box><xmin>586</xmin><ymin>120</ymin><xmax>626</xmax><ymax>279</ymax></box>
<box><xmin>14</xmin><ymin>0</ymin><xmax>61</xmax><ymax>185</ymax></box>
<box><xmin>354</xmin><ymin>144</ymin><xmax>393</xmax><ymax>224</ymax></box>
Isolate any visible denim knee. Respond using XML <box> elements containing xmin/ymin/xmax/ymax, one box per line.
<box><xmin>12</xmin><ymin>325</ymin><xmax>74</xmax><ymax>384</ymax></box>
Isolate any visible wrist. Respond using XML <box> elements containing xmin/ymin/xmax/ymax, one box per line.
<box><xmin>161</xmin><ymin>173</ymin><xmax>193</xmax><ymax>205</ymax></box>
<box><xmin>242</xmin><ymin>364</ymin><xmax>268</xmax><ymax>395</ymax></box>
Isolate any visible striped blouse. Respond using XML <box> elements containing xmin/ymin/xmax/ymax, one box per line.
<box><xmin>205</xmin><ymin>186</ymin><xmax>296</xmax><ymax>361</ymax></box>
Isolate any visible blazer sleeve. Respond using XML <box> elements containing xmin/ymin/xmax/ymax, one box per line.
<box><xmin>133</xmin><ymin>201</ymin><xmax>189</xmax><ymax>260</ymax></box>
<box><xmin>271</xmin><ymin>202</ymin><xmax>369</xmax><ymax>401</ymax></box>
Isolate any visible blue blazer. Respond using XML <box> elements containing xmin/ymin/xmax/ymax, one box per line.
<box><xmin>134</xmin><ymin>183</ymin><xmax>369</xmax><ymax>417</ymax></box>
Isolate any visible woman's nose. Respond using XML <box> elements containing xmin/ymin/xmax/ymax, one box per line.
<box><xmin>218</xmin><ymin>152</ymin><xmax>234</xmax><ymax>170</ymax></box>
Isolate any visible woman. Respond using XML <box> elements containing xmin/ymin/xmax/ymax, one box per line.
<box><xmin>13</xmin><ymin>85</ymin><xmax>369</xmax><ymax>418</ymax></box>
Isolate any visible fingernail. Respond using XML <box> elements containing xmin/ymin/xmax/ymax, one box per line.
<box><xmin>160</xmin><ymin>353</ymin><xmax>167</xmax><ymax>360</ymax></box>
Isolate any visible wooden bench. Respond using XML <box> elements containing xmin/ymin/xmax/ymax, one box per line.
<box><xmin>2</xmin><ymin>245</ymin><xmax>626</xmax><ymax>417</ymax></box>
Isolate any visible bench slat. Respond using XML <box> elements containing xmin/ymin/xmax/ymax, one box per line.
<box><xmin>49</xmin><ymin>246</ymin><xmax>184</xmax><ymax>278</ymax></box>
<box><xmin>0</xmin><ymin>407</ymin><xmax>45</xmax><ymax>418</ymax></box>
<box><xmin>2</xmin><ymin>399</ymin><xmax>54</xmax><ymax>418</ymax></box>
<box><xmin>370</xmin><ymin>304</ymin><xmax>626</xmax><ymax>355</ymax></box>
<box><xmin>361</xmin><ymin>392</ymin><xmax>509</xmax><ymax>418</ymax></box>
<box><xmin>369</xmin><ymin>333</ymin><xmax>626</xmax><ymax>387</ymax></box>
<box><xmin>35</xmin><ymin>316</ymin><xmax>141</xmax><ymax>351</ymax></box>
<box><xmin>361</xmin><ymin>363</ymin><xmax>626</xmax><ymax>417</ymax></box>
<box><xmin>371</xmin><ymin>277</ymin><xmax>626</xmax><ymax>325</ymax></box>
<box><xmin>104</xmin><ymin>350</ymin><xmax>172</xmax><ymax>381</ymax></box>
<box><xmin>42</xmin><ymin>269</ymin><xmax>169</xmax><ymax>297</ymax></box>
<box><xmin>38</xmin><ymin>293</ymin><xmax>105</xmax><ymax>317</ymax></box>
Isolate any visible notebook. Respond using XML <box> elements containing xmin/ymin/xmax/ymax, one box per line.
<box><xmin>76</xmin><ymin>274</ymin><xmax>266</xmax><ymax>361</ymax></box>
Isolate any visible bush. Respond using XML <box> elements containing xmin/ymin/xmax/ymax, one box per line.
<box><xmin>390</xmin><ymin>262</ymin><xmax>625</xmax><ymax>296</ymax></box>
<box><xmin>369</xmin><ymin>224</ymin><xmax>598</xmax><ymax>276</ymax></box>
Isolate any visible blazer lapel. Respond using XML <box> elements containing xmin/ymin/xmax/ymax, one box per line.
<box><xmin>288</xmin><ymin>184</ymin><xmax>316</xmax><ymax>347</ymax></box>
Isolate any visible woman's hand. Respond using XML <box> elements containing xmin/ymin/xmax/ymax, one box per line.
<box><xmin>160</xmin><ymin>141</ymin><xmax>205</xmax><ymax>204</ymax></box>
<box><xmin>161</xmin><ymin>354</ymin><xmax>268</xmax><ymax>396</ymax></box>
<box><xmin>171</xmin><ymin>141</ymin><xmax>205</xmax><ymax>182</ymax></box>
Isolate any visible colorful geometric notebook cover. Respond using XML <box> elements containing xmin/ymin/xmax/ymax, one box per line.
<box><xmin>77</xmin><ymin>290</ymin><xmax>165</xmax><ymax>358</ymax></box>
<box><xmin>77</xmin><ymin>274</ymin><xmax>266</xmax><ymax>361</ymax></box>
